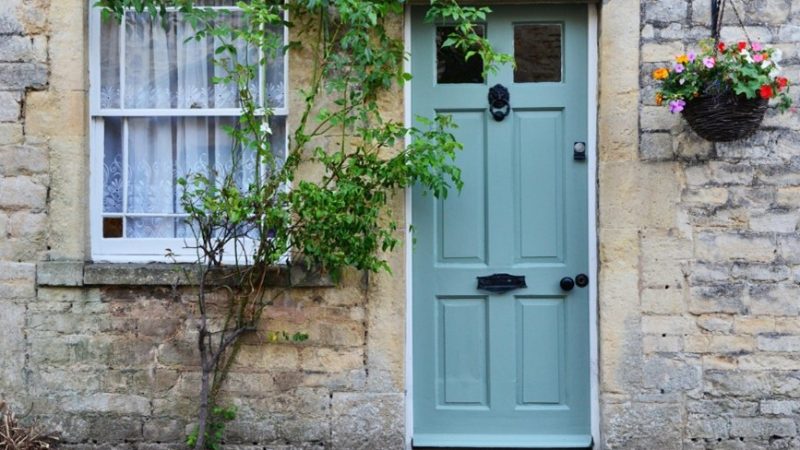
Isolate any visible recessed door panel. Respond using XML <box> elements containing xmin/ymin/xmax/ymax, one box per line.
<box><xmin>517</xmin><ymin>297</ymin><xmax>564</xmax><ymax>406</ymax></box>
<box><xmin>438</xmin><ymin>297</ymin><xmax>489</xmax><ymax>407</ymax></box>
<box><xmin>437</xmin><ymin>110</ymin><xmax>487</xmax><ymax>264</ymax></box>
<box><xmin>515</xmin><ymin>110</ymin><xmax>565</xmax><ymax>263</ymax></box>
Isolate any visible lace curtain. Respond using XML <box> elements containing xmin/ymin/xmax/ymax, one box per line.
<box><xmin>99</xmin><ymin>7</ymin><xmax>285</xmax><ymax>239</ymax></box>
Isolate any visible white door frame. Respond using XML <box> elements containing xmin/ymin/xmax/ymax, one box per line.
<box><xmin>403</xmin><ymin>4</ymin><xmax>600</xmax><ymax>448</ymax></box>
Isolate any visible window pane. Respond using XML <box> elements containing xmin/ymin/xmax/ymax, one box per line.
<box><xmin>103</xmin><ymin>117</ymin><xmax>123</xmax><ymax>213</ymax></box>
<box><xmin>437</xmin><ymin>25</ymin><xmax>485</xmax><ymax>84</ymax></box>
<box><xmin>514</xmin><ymin>24</ymin><xmax>562</xmax><ymax>83</ymax></box>
<box><xmin>100</xmin><ymin>17</ymin><xmax>121</xmax><ymax>108</ymax></box>
<box><xmin>265</xmin><ymin>24</ymin><xmax>285</xmax><ymax>109</ymax></box>
<box><xmin>121</xmin><ymin>11</ymin><xmax>261</xmax><ymax>109</ymax></box>
<box><xmin>103</xmin><ymin>217</ymin><xmax>123</xmax><ymax>238</ymax></box>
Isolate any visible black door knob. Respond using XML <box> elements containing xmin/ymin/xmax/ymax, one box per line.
<box><xmin>560</xmin><ymin>277</ymin><xmax>575</xmax><ymax>291</ymax></box>
<box><xmin>575</xmin><ymin>273</ymin><xmax>589</xmax><ymax>288</ymax></box>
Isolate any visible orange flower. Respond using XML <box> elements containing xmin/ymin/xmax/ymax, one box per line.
<box><xmin>656</xmin><ymin>92</ymin><xmax>664</xmax><ymax>106</ymax></box>
<box><xmin>676</xmin><ymin>54</ymin><xmax>689</xmax><ymax>64</ymax></box>
<box><xmin>652</xmin><ymin>68</ymin><xmax>669</xmax><ymax>80</ymax></box>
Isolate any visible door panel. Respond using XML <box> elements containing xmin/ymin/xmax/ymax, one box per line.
<box><xmin>514</xmin><ymin>109</ymin><xmax>565</xmax><ymax>263</ymax></box>
<box><xmin>438</xmin><ymin>297</ymin><xmax>490</xmax><ymax>406</ymax></box>
<box><xmin>412</xmin><ymin>4</ymin><xmax>590</xmax><ymax>447</ymax></box>
<box><xmin>437</xmin><ymin>110</ymin><xmax>488</xmax><ymax>265</ymax></box>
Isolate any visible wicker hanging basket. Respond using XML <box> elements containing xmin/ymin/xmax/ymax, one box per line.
<box><xmin>681</xmin><ymin>0</ymin><xmax>769</xmax><ymax>142</ymax></box>
<box><xmin>682</xmin><ymin>88</ymin><xmax>768</xmax><ymax>142</ymax></box>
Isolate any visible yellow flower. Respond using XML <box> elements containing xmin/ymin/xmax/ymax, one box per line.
<box><xmin>652</xmin><ymin>68</ymin><xmax>669</xmax><ymax>80</ymax></box>
<box><xmin>676</xmin><ymin>54</ymin><xmax>689</xmax><ymax>64</ymax></box>
<box><xmin>656</xmin><ymin>92</ymin><xmax>664</xmax><ymax>106</ymax></box>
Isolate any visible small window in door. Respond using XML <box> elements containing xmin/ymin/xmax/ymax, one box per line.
<box><xmin>436</xmin><ymin>25</ymin><xmax>485</xmax><ymax>84</ymax></box>
<box><xmin>514</xmin><ymin>23</ymin><xmax>562</xmax><ymax>83</ymax></box>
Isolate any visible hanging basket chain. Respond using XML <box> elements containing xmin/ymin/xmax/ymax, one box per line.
<box><xmin>712</xmin><ymin>0</ymin><xmax>753</xmax><ymax>52</ymax></box>
<box><xmin>712</xmin><ymin>0</ymin><xmax>726</xmax><ymax>49</ymax></box>
<box><xmin>727</xmin><ymin>0</ymin><xmax>753</xmax><ymax>46</ymax></box>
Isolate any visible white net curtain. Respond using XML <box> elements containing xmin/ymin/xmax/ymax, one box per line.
<box><xmin>98</xmin><ymin>2</ymin><xmax>285</xmax><ymax>239</ymax></box>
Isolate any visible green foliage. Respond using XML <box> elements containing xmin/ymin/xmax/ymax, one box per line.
<box><xmin>186</xmin><ymin>406</ymin><xmax>237</xmax><ymax>450</ymax></box>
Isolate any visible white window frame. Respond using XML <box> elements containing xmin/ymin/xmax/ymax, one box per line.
<box><xmin>88</xmin><ymin>2</ymin><xmax>289</xmax><ymax>263</ymax></box>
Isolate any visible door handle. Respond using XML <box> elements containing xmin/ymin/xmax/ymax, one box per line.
<box><xmin>561</xmin><ymin>274</ymin><xmax>589</xmax><ymax>291</ymax></box>
<box><xmin>477</xmin><ymin>273</ymin><xmax>526</xmax><ymax>294</ymax></box>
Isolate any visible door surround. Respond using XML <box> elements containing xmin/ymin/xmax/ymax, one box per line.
<box><xmin>402</xmin><ymin>3</ymin><xmax>599</xmax><ymax>448</ymax></box>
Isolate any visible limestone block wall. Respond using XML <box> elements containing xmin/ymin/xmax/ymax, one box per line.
<box><xmin>599</xmin><ymin>0</ymin><xmax>800</xmax><ymax>448</ymax></box>
<box><xmin>0</xmin><ymin>0</ymin><xmax>54</xmax><ymax>414</ymax></box>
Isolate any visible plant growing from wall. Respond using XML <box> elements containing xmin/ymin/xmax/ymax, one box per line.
<box><xmin>95</xmin><ymin>0</ymin><xmax>511</xmax><ymax>447</ymax></box>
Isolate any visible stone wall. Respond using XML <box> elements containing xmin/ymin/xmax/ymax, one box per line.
<box><xmin>599</xmin><ymin>0</ymin><xmax>800</xmax><ymax>448</ymax></box>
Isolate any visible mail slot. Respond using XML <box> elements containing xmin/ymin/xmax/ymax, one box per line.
<box><xmin>477</xmin><ymin>273</ymin><xmax>527</xmax><ymax>294</ymax></box>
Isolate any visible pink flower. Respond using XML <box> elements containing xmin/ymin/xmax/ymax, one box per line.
<box><xmin>753</xmin><ymin>53</ymin><xmax>765</xmax><ymax>63</ymax></box>
<box><xmin>674</xmin><ymin>63</ymin><xmax>685</xmax><ymax>73</ymax></box>
<box><xmin>669</xmin><ymin>99</ymin><xmax>686</xmax><ymax>114</ymax></box>
<box><xmin>752</xmin><ymin>41</ymin><xmax>763</xmax><ymax>52</ymax></box>
<box><xmin>687</xmin><ymin>51</ymin><xmax>696</xmax><ymax>63</ymax></box>
<box><xmin>703</xmin><ymin>57</ymin><xmax>715</xmax><ymax>68</ymax></box>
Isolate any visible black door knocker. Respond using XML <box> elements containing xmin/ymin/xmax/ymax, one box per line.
<box><xmin>488</xmin><ymin>84</ymin><xmax>510</xmax><ymax>122</ymax></box>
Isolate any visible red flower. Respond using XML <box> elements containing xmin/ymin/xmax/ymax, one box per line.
<box><xmin>738</xmin><ymin>41</ymin><xmax>747</xmax><ymax>51</ymax></box>
<box><xmin>717</xmin><ymin>42</ymin><xmax>726</xmax><ymax>52</ymax></box>
<box><xmin>777</xmin><ymin>77</ymin><xmax>789</xmax><ymax>90</ymax></box>
<box><xmin>760</xmin><ymin>84</ymin><xmax>774</xmax><ymax>99</ymax></box>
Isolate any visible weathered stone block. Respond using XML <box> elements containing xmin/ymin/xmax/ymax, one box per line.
<box><xmin>331</xmin><ymin>393</ymin><xmax>403</xmax><ymax>450</ymax></box>
<box><xmin>641</xmin><ymin>41</ymin><xmax>684</xmax><ymax>63</ymax></box>
<box><xmin>642</xmin><ymin>315</ymin><xmax>696</xmax><ymax>335</ymax></box>
<box><xmin>640</xmin><ymin>132</ymin><xmax>673</xmax><ymax>161</ymax></box>
<box><xmin>0</xmin><ymin>261</ymin><xmax>36</xmax><ymax>298</ymax></box>
<box><xmin>705</xmin><ymin>370</ymin><xmax>771</xmax><ymax>398</ymax></box>
<box><xmin>62</xmin><ymin>393</ymin><xmax>151</xmax><ymax>416</ymax></box>
<box><xmin>696</xmin><ymin>232</ymin><xmax>775</xmax><ymax>263</ymax></box>
<box><xmin>0</xmin><ymin>176</ymin><xmax>47</xmax><ymax>211</ymax></box>
<box><xmin>0</xmin><ymin>123</ymin><xmax>23</xmax><ymax>144</ymax></box>
<box><xmin>760</xmin><ymin>399</ymin><xmax>800</xmax><ymax>416</ymax></box>
<box><xmin>0</xmin><ymin>91</ymin><xmax>21</xmax><ymax>122</ymax></box>
<box><xmin>0</xmin><ymin>144</ymin><xmax>48</xmax><ymax>175</ymax></box>
<box><xmin>643</xmin><ymin>0</ymin><xmax>688</xmax><ymax>24</ymax></box>
<box><xmin>757</xmin><ymin>334</ymin><xmax>800</xmax><ymax>352</ymax></box>
<box><xmin>687</xmin><ymin>398</ymin><xmax>760</xmax><ymax>417</ymax></box>
<box><xmin>641</xmin><ymin>287</ymin><xmax>685</xmax><ymax>314</ymax></box>
<box><xmin>643</xmin><ymin>335</ymin><xmax>683</xmax><ymax>354</ymax></box>
<box><xmin>749</xmin><ymin>284</ymin><xmax>800</xmax><ymax>316</ymax></box>
<box><xmin>729</xmin><ymin>418</ymin><xmax>797</xmax><ymax>438</ymax></box>
<box><xmin>687</xmin><ymin>415</ymin><xmax>729</xmax><ymax>440</ymax></box>
<box><xmin>731</xmin><ymin>262</ymin><xmax>790</xmax><ymax>282</ymax></box>
<box><xmin>0</xmin><ymin>35</ymin><xmax>47</xmax><ymax>62</ymax></box>
<box><xmin>0</xmin><ymin>62</ymin><xmax>47</xmax><ymax>89</ymax></box>
<box><xmin>739</xmin><ymin>354</ymin><xmax>800</xmax><ymax>371</ymax></box>
<box><xmin>603</xmin><ymin>401</ymin><xmax>683</xmax><ymax>450</ymax></box>
<box><xmin>688</xmin><ymin>284</ymin><xmax>745</xmax><ymax>314</ymax></box>
<box><xmin>299</xmin><ymin>347</ymin><xmax>363</xmax><ymax>372</ymax></box>
<box><xmin>643</xmin><ymin>356</ymin><xmax>701</xmax><ymax>392</ymax></box>
<box><xmin>696</xmin><ymin>315</ymin><xmax>734</xmax><ymax>333</ymax></box>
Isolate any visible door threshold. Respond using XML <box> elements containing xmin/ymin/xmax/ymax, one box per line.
<box><xmin>412</xmin><ymin>434</ymin><xmax>593</xmax><ymax>449</ymax></box>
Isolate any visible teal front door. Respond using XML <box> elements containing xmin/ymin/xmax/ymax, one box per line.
<box><xmin>411</xmin><ymin>4</ymin><xmax>591</xmax><ymax>448</ymax></box>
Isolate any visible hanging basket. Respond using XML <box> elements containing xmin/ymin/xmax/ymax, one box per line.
<box><xmin>682</xmin><ymin>87</ymin><xmax>769</xmax><ymax>143</ymax></box>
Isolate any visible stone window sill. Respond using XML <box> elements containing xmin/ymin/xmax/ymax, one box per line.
<box><xmin>36</xmin><ymin>261</ymin><xmax>334</xmax><ymax>288</ymax></box>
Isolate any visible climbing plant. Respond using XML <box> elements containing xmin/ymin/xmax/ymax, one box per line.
<box><xmin>94</xmin><ymin>0</ymin><xmax>511</xmax><ymax>447</ymax></box>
